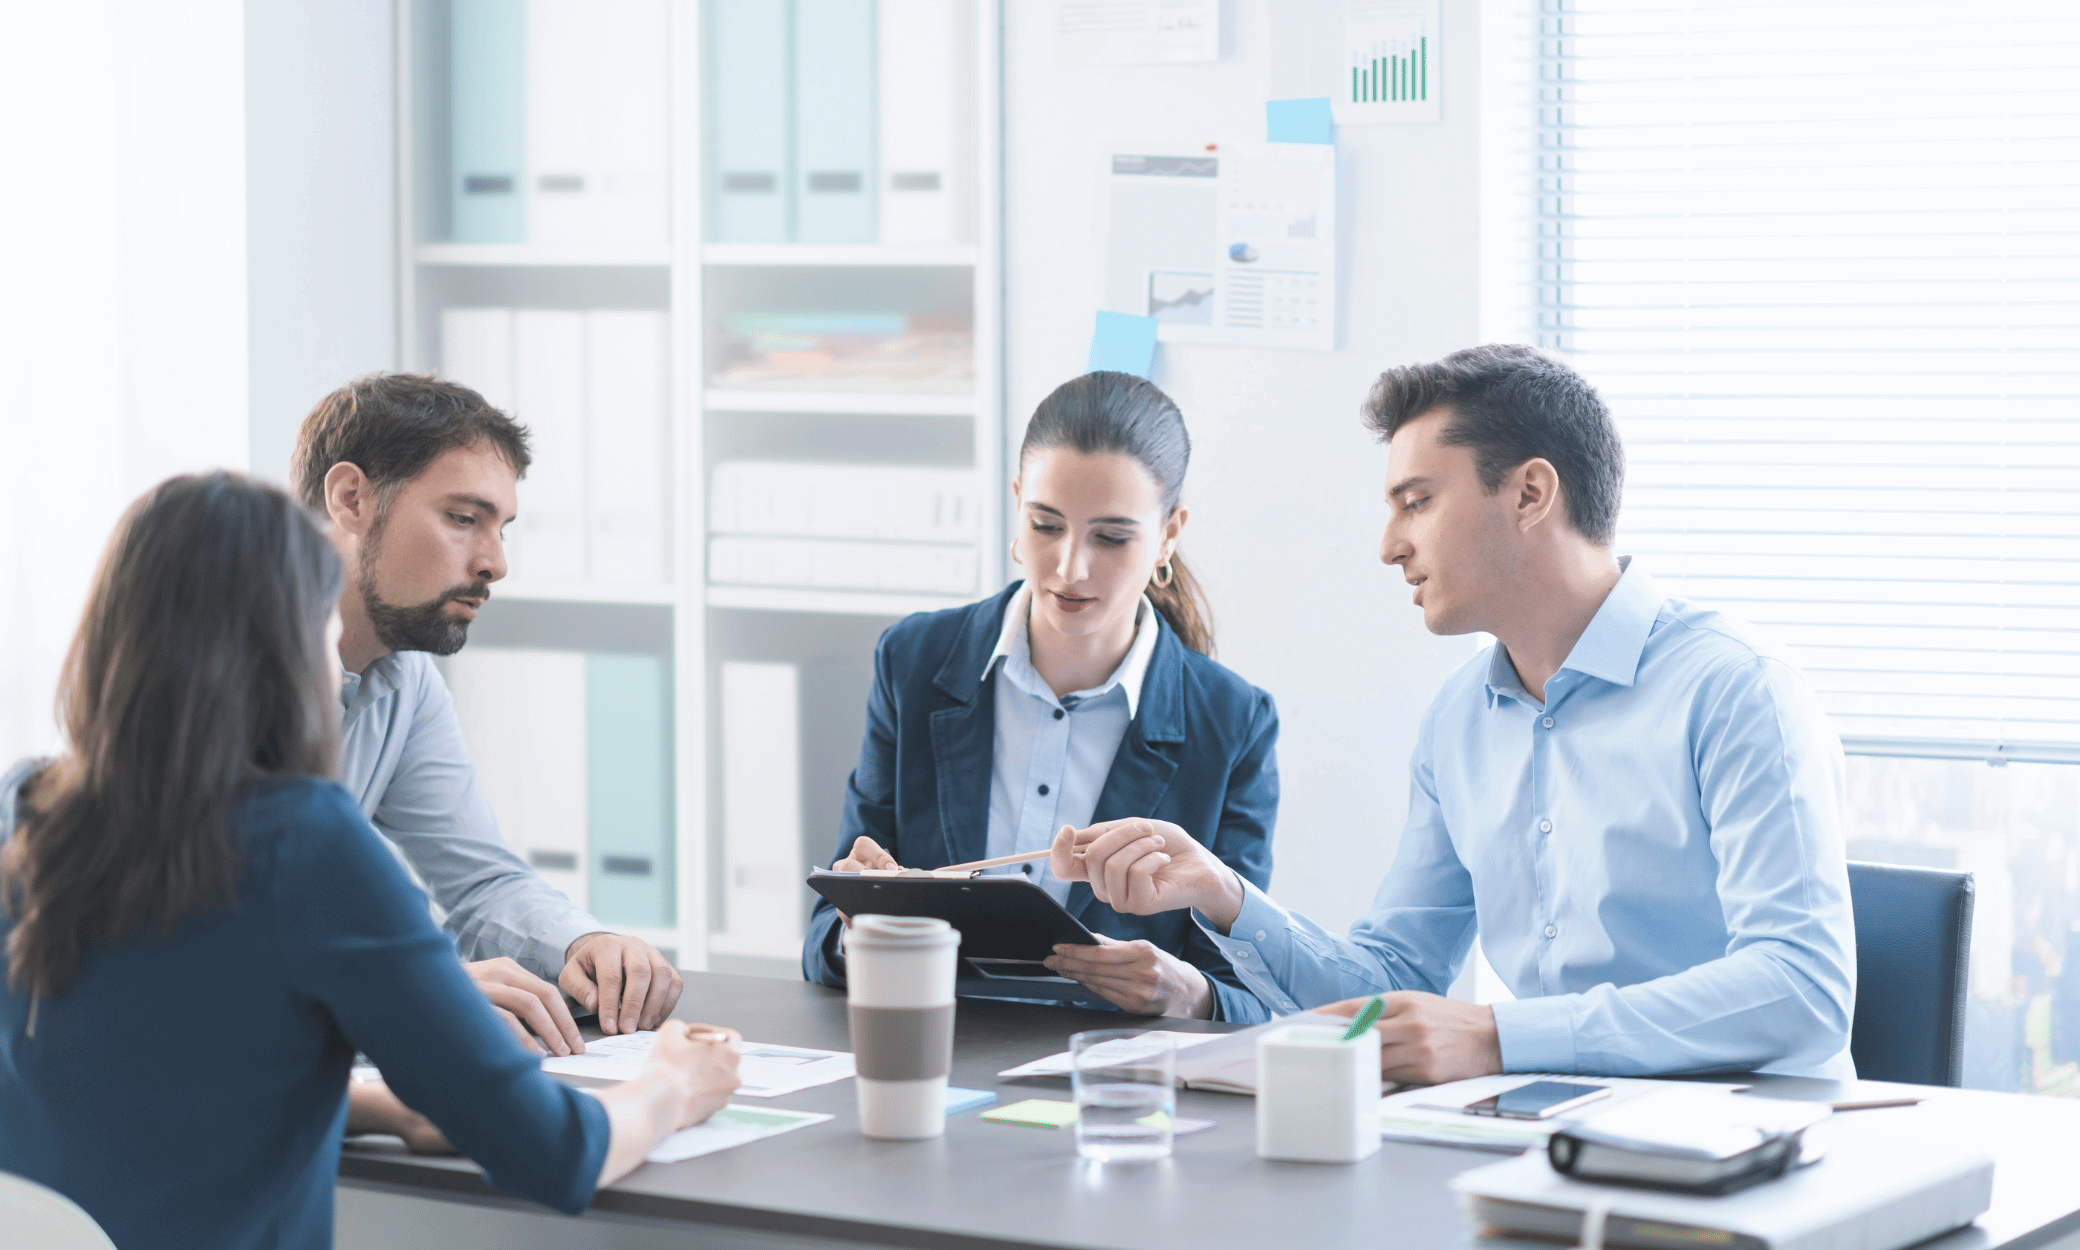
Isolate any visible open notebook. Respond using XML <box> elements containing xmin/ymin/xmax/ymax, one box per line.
<box><xmin>997</xmin><ymin>1013</ymin><xmax>1355</xmax><ymax>1096</ymax></box>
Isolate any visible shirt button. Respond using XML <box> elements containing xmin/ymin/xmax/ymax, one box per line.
<box><xmin>1037</xmin><ymin>784</ymin><xmax>1050</xmax><ymax>796</ymax></box>
<box><xmin>1539</xmin><ymin>819</ymin><xmax>1553</xmax><ymax>833</ymax></box>
<box><xmin>1544</xmin><ymin>925</ymin><xmax>1558</xmax><ymax>939</ymax></box>
<box><xmin>1235</xmin><ymin>949</ymin><xmax>1251</xmax><ymax>959</ymax></box>
<box><xmin>1542</xmin><ymin>716</ymin><xmax>1555</xmax><ymax>728</ymax></box>
<box><xmin>1053</xmin><ymin>708</ymin><xmax>1065</xmax><ymax>720</ymax></box>
<box><xmin>1255</xmin><ymin>930</ymin><xmax>1267</xmax><ymax>941</ymax></box>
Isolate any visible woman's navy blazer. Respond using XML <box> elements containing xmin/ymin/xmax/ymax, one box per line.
<box><xmin>801</xmin><ymin>581</ymin><xmax>1279</xmax><ymax>1023</ymax></box>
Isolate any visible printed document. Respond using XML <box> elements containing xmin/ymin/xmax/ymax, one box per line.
<box><xmin>646</xmin><ymin>1104</ymin><xmax>833</xmax><ymax>1163</ymax></box>
<box><xmin>541</xmin><ymin>1033</ymin><xmax>857</xmax><ymax>1097</ymax></box>
<box><xmin>1105</xmin><ymin>144</ymin><xmax>1336</xmax><ymax>351</ymax></box>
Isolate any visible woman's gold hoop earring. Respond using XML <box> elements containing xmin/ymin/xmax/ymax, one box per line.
<box><xmin>1010</xmin><ymin>540</ymin><xmax>1022</xmax><ymax>566</ymax></box>
<box><xmin>1150</xmin><ymin>559</ymin><xmax>1175</xmax><ymax>589</ymax></box>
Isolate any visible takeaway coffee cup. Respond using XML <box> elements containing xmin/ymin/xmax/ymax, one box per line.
<box><xmin>847</xmin><ymin>914</ymin><xmax>960</xmax><ymax>1139</ymax></box>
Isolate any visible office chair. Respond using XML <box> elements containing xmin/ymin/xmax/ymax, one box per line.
<box><xmin>0</xmin><ymin>1172</ymin><xmax>118</xmax><ymax>1249</ymax></box>
<box><xmin>1847</xmin><ymin>860</ymin><xmax>1974</xmax><ymax>1087</ymax></box>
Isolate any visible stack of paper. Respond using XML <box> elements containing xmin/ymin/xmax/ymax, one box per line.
<box><xmin>710</xmin><ymin>312</ymin><xmax>974</xmax><ymax>392</ymax></box>
<box><xmin>707</xmin><ymin>460</ymin><xmax>981</xmax><ymax>598</ymax></box>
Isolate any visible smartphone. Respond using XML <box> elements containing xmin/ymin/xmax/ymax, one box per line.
<box><xmin>1463</xmin><ymin>1080</ymin><xmax>1612</xmax><ymax>1120</ymax></box>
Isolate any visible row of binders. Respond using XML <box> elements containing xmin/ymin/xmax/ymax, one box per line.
<box><xmin>445</xmin><ymin>648</ymin><xmax>675</xmax><ymax>928</ymax></box>
<box><xmin>708</xmin><ymin>461</ymin><xmax>981</xmax><ymax>596</ymax></box>
<box><xmin>450</xmin><ymin>0</ymin><xmax>670</xmax><ymax>247</ymax></box>
<box><xmin>710</xmin><ymin>0</ymin><xmax>974</xmax><ymax>245</ymax></box>
<box><xmin>441</xmin><ymin>307</ymin><xmax>671</xmax><ymax>587</ymax></box>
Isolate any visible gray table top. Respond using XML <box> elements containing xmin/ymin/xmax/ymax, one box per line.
<box><xmin>340</xmin><ymin>971</ymin><xmax>2080</xmax><ymax>1250</ymax></box>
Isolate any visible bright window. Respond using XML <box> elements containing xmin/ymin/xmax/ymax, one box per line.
<box><xmin>1535</xmin><ymin>0</ymin><xmax>2080</xmax><ymax>763</ymax></box>
<box><xmin>1532</xmin><ymin>0</ymin><xmax>2080</xmax><ymax>1094</ymax></box>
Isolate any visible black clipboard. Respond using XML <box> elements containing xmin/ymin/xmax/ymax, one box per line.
<box><xmin>806</xmin><ymin>869</ymin><xmax>1100</xmax><ymax>975</ymax></box>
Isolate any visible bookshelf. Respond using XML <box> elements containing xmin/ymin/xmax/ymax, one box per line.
<box><xmin>395</xmin><ymin>0</ymin><xmax>1004</xmax><ymax>974</ymax></box>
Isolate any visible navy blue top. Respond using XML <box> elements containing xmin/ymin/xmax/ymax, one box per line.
<box><xmin>0</xmin><ymin>767</ymin><xmax>610</xmax><ymax>1250</ymax></box>
<box><xmin>801</xmin><ymin>583</ymin><xmax>1280</xmax><ymax>1023</ymax></box>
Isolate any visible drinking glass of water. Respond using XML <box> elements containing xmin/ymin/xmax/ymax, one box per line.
<box><xmin>1069</xmin><ymin>1030</ymin><xmax>1175</xmax><ymax>1162</ymax></box>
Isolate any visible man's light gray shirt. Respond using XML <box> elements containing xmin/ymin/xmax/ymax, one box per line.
<box><xmin>339</xmin><ymin>651</ymin><xmax>601</xmax><ymax>979</ymax></box>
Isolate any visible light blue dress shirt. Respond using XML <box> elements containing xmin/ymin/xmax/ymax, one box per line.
<box><xmin>983</xmin><ymin>586</ymin><xmax>1159</xmax><ymax>906</ymax></box>
<box><xmin>338</xmin><ymin>651</ymin><xmax>603</xmax><ymax>980</ymax></box>
<box><xmin>1203</xmin><ymin>560</ymin><xmax>1857</xmax><ymax>1078</ymax></box>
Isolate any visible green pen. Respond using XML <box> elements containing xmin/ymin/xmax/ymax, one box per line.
<box><xmin>1340</xmin><ymin>994</ymin><xmax>1386</xmax><ymax>1041</ymax></box>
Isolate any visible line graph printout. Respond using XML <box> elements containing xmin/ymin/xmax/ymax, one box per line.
<box><xmin>1337</xmin><ymin>0</ymin><xmax>1441</xmax><ymax>124</ymax></box>
<box><xmin>1104</xmin><ymin>144</ymin><xmax>1336</xmax><ymax>351</ymax></box>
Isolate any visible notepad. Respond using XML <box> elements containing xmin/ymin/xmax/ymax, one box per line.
<box><xmin>945</xmin><ymin>1087</ymin><xmax>998</xmax><ymax>1115</ymax></box>
<box><xmin>979</xmin><ymin>1099</ymin><xmax>1214</xmax><ymax>1136</ymax></box>
<box><xmin>982</xmin><ymin>1099</ymin><xmax>1082</xmax><ymax>1129</ymax></box>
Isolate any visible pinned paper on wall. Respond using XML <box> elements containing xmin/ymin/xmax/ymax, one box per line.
<box><xmin>1102</xmin><ymin>146</ymin><xmax>1337</xmax><ymax>352</ymax></box>
<box><xmin>1267</xmin><ymin>98</ymin><xmax>1335</xmax><ymax>145</ymax></box>
<box><xmin>1267</xmin><ymin>0</ymin><xmax>1442</xmax><ymax>126</ymax></box>
<box><xmin>1088</xmin><ymin>311</ymin><xmax>1160</xmax><ymax>377</ymax></box>
<box><xmin>1055</xmin><ymin>0</ymin><xmax>1219</xmax><ymax>66</ymax></box>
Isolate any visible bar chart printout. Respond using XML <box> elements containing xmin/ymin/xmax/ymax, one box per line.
<box><xmin>1337</xmin><ymin>0</ymin><xmax>1442</xmax><ymax>124</ymax></box>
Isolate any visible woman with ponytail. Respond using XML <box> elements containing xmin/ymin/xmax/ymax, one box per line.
<box><xmin>802</xmin><ymin>372</ymin><xmax>1279</xmax><ymax>1022</ymax></box>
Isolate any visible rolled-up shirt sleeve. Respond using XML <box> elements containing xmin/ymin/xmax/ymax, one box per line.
<box><xmin>373</xmin><ymin>661</ymin><xmax>603</xmax><ymax>980</ymax></box>
<box><xmin>1196</xmin><ymin>720</ymin><xmax>1476</xmax><ymax>1013</ymax></box>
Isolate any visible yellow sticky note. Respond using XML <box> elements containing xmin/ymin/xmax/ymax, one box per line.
<box><xmin>980</xmin><ymin>1098</ymin><xmax>1080</xmax><ymax>1129</ymax></box>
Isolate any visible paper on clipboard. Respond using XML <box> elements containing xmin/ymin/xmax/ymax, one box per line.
<box><xmin>1104</xmin><ymin>144</ymin><xmax>1336</xmax><ymax>351</ymax></box>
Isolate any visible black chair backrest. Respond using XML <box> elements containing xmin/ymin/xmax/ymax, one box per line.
<box><xmin>1846</xmin><ymin>860</ymin><xmax>1973</xmax><ymax>1087</ymax></box>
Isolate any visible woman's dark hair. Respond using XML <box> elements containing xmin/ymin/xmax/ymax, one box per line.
<box><xmin>2</xmin><ymin>472</ymin><xmax>346</xmax><ymax>1000</ymax></box>
<box><xmin>1362</xmin><ymin>344</ymin><xmax>1625</xmax><ymax>546</ymax></box>
<box><xmin>1019</xmin><ymin>371</ymin><xmax>1215</xmax><ymax>655</ymax></box>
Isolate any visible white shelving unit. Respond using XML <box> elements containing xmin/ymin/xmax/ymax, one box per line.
<box><xmin>395</xmin><ymin>0</ymin><xmax>1004</xmax><ymax>974</ymax></box>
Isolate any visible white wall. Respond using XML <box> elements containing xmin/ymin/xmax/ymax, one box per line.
<box><xmin>0</xmin><ymin>0</ymin><xmax>395</xmax><ymax>766</ymax></box>
<box><xmin>1003</xmin><ymin>0</ymin><xmax>1505</xmax><ymax>932</ymax></box>
<box><xmin>0</xmin><ymin>0</ymin><xmax>250</xmax><ymax>765</ymax></box>
<box><xmin>245</xmin><ymin>0</ymin><xmax>398</xmax><ymax>484</ymax></box>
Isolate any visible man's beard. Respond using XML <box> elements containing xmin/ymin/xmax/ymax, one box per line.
<box><xmin>359</xmin><ymin>536</ymin><xmax>488</xmax><ymax>656</ymax></box>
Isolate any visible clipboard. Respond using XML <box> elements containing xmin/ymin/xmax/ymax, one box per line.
<box><xmin>806</xmin><ymin>869</ymin><xmax>1100</xmax><ymax>975</ymax></box>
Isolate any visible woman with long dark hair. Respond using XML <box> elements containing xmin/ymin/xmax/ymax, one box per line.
<box><xmin>0</xmin><ymin>473</ymin><xmax>740</xmax><ymax>1249</ymax></box>
<box><xmin>801</xmin><ymin>372</ymin><xmax>1280</xmax><ymax>1021</ymax></box>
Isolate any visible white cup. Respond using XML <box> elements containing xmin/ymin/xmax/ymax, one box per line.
<box><xmin>847</xmin><ymin>915</ymin><xmax>960</xmax><ymax>1140</ymax></box>
<box><xmin>1255</xmin><ymin>1023</ymin><xmax>1383</xmax><ymax>1163</ymax></box>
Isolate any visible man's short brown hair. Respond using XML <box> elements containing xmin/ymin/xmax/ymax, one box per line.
<box><xmin>291</xmin><ymin>372</ymin><xmax>531</xmax><ymax>513</ymax></box>
<box><xmin>1361</xmin><ymin>344</ymin><xmax>1624</xmax><ymax>546</ymax></box>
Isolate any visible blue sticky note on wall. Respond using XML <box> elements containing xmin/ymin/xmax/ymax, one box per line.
<box><xmin>1087</xmin><ymin>312</ymin><xmax>1160</xmax><ymax>378</ymax></box>
<box><xmin>1267</xmin><ymin>97</ymin><xmax>1335</xmax><ymax>145</ymax></box>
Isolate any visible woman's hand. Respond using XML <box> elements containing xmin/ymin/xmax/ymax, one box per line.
<box><xmin>1049</xmin><ymin>819</ymin><xmax>1247</xmax><ymax>932</ymax></box>
<box><xmin>833</xmin><ymin>836</ymin><xmax>900</xmax><ymax>873</ymax></box>
<box><xmin>1044</xmin><ymin>934</ymin><xmax>1214</xmax><ymax>1019</ymax></box>
<box><xmin>831</xmin><ymin>837</ymin><xmax>900</xmax><ymax>925</ymax></box>
<box><xmin>592</xmin><ymin>1021</ymin><xmax>743</xmax><ymax>1186</ymax></box>
<box><xmin>644</xmin><ymin>1021</ymin><xmax>743</xmax><ymax>1130</ymax></box>
<box><xmin>345</xmin><ymin>1079</ymin><xmax>454</xmax><ymax>1155</ymax></box>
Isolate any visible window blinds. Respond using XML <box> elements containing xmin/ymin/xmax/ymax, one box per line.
<box><xmin>1535</xmin><ymin>0</ymin><xmax>2080</xmax><ymax>762</ymax></box>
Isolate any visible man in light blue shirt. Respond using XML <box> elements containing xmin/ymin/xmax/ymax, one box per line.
<box><xmin>1056</xmin><ymin>344</ymin><xmax>1856</xmax><ymax>1082</ymax></box>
